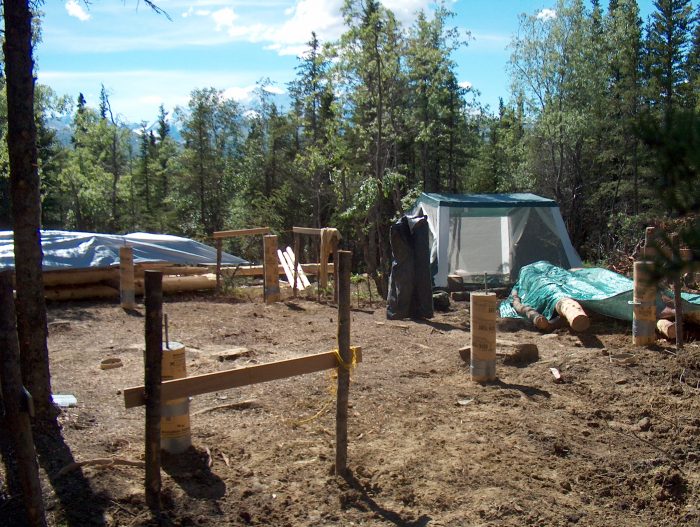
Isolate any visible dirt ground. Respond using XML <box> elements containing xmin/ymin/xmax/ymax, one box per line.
<box><xmin>1</xmin><ymin>285</ymin><xmax>700</xmax><ymax>527</ymax></box>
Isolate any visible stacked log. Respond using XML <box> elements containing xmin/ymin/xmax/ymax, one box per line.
<box><xmin>38</xmin><ymin>262</ymin><xmax>334</xmax><ymax>301</ymax></box>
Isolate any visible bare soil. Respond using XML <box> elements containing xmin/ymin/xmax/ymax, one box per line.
<box><xmin>2</xmin><ymin>287</ymin><xmax>700</xmax><ymax>526</ymax></box>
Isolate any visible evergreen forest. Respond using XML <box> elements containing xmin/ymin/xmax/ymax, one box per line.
<box><xmin>2</xmin><ymin>0</ymin><xmax>700</xmax><ymax>296</ymax></box>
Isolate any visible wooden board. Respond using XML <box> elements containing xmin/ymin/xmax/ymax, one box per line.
<box><xmin>124</xmin><ymin>347</ymin><xmax>362</xmax><ymax>408</ymax></box>
<box><xmin>283</xmin><ymin>247</ymin><xmax>308</xmax><ymax>289</ymax></box>
<box><xmin>277</xmin><ymin>249</ymin><xmax>296</xmax><ymax>288</ymax></box>
<box><xmin>213</xmin><ymin>227</ymin><xmax>271</xmax><ymax>239</ymax></box>
<box><xmin>292</xmin><ymin>227</ymin><xmax>323</xmax><ymax>236</ymax></box>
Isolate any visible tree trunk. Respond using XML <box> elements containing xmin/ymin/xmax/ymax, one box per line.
<box><xmin>4</xmin><ymin>0</ymin><xmax>56</xmax><ymax>426</ymax></box>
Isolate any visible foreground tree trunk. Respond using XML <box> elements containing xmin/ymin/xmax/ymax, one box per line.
<box><xmin>4</xmin><ymin>0</ymin><xmax>56</xmax><ymax>426</ymax></box>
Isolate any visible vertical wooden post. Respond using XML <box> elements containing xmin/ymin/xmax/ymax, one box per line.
<box><xmin>335</xmin><ymin>251</ymin><xmax>352</xmax><ymax>476</ymax></box>
<box><xmin>643</xmin><ymin>226</ymin><xmax>656</xmax><ymax>259</ymax></box>
<box><xmin>0</xmin><ymin>271</ymin><xmax>47</xmax><ymax>527</ymax></box>
<box><xmin>263</xmin><ymin>235</ymin><xmax>280</xmax><ymax>304</ymax></box>
<box><xmin>144</xmin><ymin>271</ymin><xmax>163</xmax><ymax>515</ymax></box>
<box><xmin>333</xmin><ymin>243</ymin><xmax>340</xmax><ymax>304</ymax></box>
<box><xmin>293</xmin><ymin>234</ymin><xmax>300</xmax><ymax>298</ymax></box>
<box><xmin>319</xmin><ymin>228</ymin><xmax>329</xmax><ymax>291</ymax></box>
<box><xmin>120</xmin><ymin>246</ymin><xmax>136</xmax><ymax>309</ymax></box>
<box><xmin>671</xmin><ymin>234</ymin><xmax>684</xmax><ymax>350</ymax></box>
<box><xmin>215</xmin><ymin>239</ymin><xmax>222</xmax><ymax>294</ymax></box>
<box><xmin>633</xmin><ymin>260</ymin><xmax>656</xmax><ymax>346</ymax></box>
<box><xmin>470</xmin><ymin>292</ymin><xmax>497</xmax><ymax>382</ymax></box>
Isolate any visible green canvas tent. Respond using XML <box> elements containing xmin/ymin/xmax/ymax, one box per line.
<box><xmin>411</xmin><ymin>193</ymin><xmax>582</xmax><ymax>287</ymax></box>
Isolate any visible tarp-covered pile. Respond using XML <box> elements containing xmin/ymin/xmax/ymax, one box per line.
<box><xmin>0</xmin><ymin>231</ymin><xmax>248</xmax><ymax>270</ymax></box>
<box><xmin>500</xmin><ymin>261</ymin><xmax>700</xmax><ymax>322</ymax></box>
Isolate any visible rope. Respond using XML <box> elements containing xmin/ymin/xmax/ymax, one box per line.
<box><xmin>288</xmin><ymin>347</ymin><xmax>358</xmax><ymax>426</ymax></box>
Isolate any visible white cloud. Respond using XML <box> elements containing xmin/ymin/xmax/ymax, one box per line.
<box><xmin>65</xmin><ymin>0</ymin><xmax>91</xmax><ymax>22</ymax></box>
<box><xmin>459</xmin><ymin>81</ymin><xmax>472</xmax><ymax>90</ymax></box>
<box><xmin>383</xmin><ymin>0</ymin><xmax>432</xmax><ymax>26</ymax></box>
<box><xmin>212</xmin><ymin>8</ymin><xmax>238</xmax><ymax>31</ymax></box>
<box><xmin>536</xmin><ymin>8</ymin><xmax>556</xmax><ymax>21</ymax></box>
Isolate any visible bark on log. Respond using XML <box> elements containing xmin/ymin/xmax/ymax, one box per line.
<box><xmin>511</xmin><ymin>290</ymin><xmax>551</xmax><ymax>331</ymax></box>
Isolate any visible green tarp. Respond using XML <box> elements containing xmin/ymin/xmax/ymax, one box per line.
<box><xmin>500</xmin><ymin>261</ymin><xmax>700</xmax><ymax>322</ymax></box>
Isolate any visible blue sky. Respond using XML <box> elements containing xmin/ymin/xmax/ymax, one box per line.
<box><xmin>36</xmin><ymin>0</ymin><xmax>654</xmax><ymax>124</ymax></box>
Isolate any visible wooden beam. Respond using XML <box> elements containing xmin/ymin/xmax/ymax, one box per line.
<box><xmin>213</xmin><ymin>227</ymin><xmax>271</xmax><ymax>239</ymax></box>
<box><xmin>292</xmin><ymin>226</ymin><xmax>323</xmax><ymax>236</ymax></box>
<box><xmin>226</xmin><ymin>263</ymin><xmax>332</xmax><ymax>277</ymax></box>
<box><xmin>124</xmin><ymin>347</ymin><xmax>363</xmax><ymax>409</ymax></box>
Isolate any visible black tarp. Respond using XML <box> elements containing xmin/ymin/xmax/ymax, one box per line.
<box><xmin>386</xmin><ymin>215</ymin><xmax>433</xmax><ymax>320</ymax></box>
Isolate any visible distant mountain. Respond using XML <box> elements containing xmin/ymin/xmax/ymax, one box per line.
<box><xmin>45</xmin><ymin>90</ymin><xmax>291</xmax><ymax>149</ymax></box>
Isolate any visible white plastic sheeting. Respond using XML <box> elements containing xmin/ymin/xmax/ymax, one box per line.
<box><xmin>0</xmin><ymin>231</ymin><xmax>248</xmax><ymax>270</ymax></box>
<box><xmin>412</xmin><ymin>193</ymin><xmax>582</xmax><ymax>287</ymax></box>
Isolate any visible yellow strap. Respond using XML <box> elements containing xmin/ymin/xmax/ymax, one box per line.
<box><xmin>333</xmin><ymin>347</ymin><xmax>357</xmax><ymax>370</ymax></box>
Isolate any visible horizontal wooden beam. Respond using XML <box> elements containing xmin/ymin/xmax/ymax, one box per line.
<box><xmin>124</xmin><ymin>347</ymin><xmax>362</xmax><ymax>408</ymax></box>
<box><xmin>292</xmin><ymin>227</ymin><xmax>323</xmax><ymax>236</ymax></box>
<box><xmin>226</xmin><ymin>263</ymin><xmax>332</xmax><ymax>277</ymax></box>
<box><xmin>213</xmin><ymin>227</ymin><xmax>271</xmax><ymax>239</ymax></box>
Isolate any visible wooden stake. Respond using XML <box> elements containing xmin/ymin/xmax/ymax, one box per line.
<box><xmin>293</xmin><ymin>234</ymin><xmax>300</xmax><ymax>298</ymax></box>
<box><xmin>335</xmin><ymin>250</ymin><xmax>352</xmax><ymax>476</ymax></box>
<box><xmin>671</xmin><ymin>234</ymin><xmax>684</xmax><ymax>350</ymax></box>
<box><xmin>0</xmin><ymin>271</ymin><xmax>47</xmax><ymax>527</ymax></box>
<box><xmin>263</xmin><ymin>235</ymin><xmax>280</xmax><ymax>304</ymax></box>
<box><xmin>144</xmin><ymin>271</ymin><xmax>162</xmax><ymax>515</ymax></box>
<box><xmin>215</xmin><ymin>239</ymin><xmax>222</xmax><ymax>294</ymax></box>
<box><xmin>633</xmin><ymin>260</ymin><xmax>656</xmax><ymax>346</ymax></box>
<box><xmin>120</xmin><ymin>246</ymin><xmax>136</xmax><ymax>309</ymax></box>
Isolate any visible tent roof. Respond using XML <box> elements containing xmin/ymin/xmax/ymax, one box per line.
<box><xmin>416</xmin><ymin>192</ymin><xmax>558</xmax><ymax>208</ymax></box>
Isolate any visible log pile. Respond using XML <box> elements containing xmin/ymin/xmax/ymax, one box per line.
<box><xmin>36</xmin><ymin>262</ymin><xmax>333</xmax><ymax>301</ymax></box>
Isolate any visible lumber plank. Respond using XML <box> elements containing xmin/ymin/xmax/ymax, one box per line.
<box><xmin>124</xmin><ymin>347</ymin><xmax>362</xmax><ymax>408</ymax></box>
<box><xmin>213</xmin><ymin>227</ymin><xmax>270</xmax><ymax>239</ymax></box>
<box><xmin>292</xmin><ymin>227</ymin><xmax>323</xmax><ymax>236</ymax></box>
<box><xmin>282</xmin><ymin>248</ymin><xmax>306</xmax><ymax>289</ymax></box>
<box><xmin>286</xmin><ymin>247</ymin><xmax>311</xmax><ymax>287</ymax></box>
<box><xmin>277</xmin><ymin>249</ymin><xmax>296</xmax><ymax>287</ymax></box>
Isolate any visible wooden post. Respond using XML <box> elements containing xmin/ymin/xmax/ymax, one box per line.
<box><xmin>293</xmin><ymin>234</ymin><xmax>300</xmax><ymax>298</ymax></box>
<box><xmin>144</xmin><ymin>271</ymin><xmax>163</xmax><ymax>515</ymax></box>
<box><xmin>120</xmin><ymin>246</ymin><xmax>136</xmax><ymax>309</ymax></box>
<box><xmin>633</xmin><ymin>260</ymin><xmax>656</xmax><ymax>346</ymax></box>
<box><xmin>335</xmin><ymin>251</ymin><xmax>352</xmax><ymax>476</ymax></box>
<box><xmin>671</xmin><ymin>234</ymin><xmax>684</xmax><ymax>350</ymax></box>
<box><xmin>470</xmin><ymin>292</ymin><xmax>497</xmax><ymax>382</ymax></box>
<box><xmin>0</xmin><ymin>272</ymin><xmax>47</xmax><ymax>527</ymax></box>
<box><xmin>215</xmin><ymin>239</ymin><xmax>222</xmax><ymax>294</ymax></box>
<box><xmin>319</xmin><ymin>228</ymin><xmax>329</xmax><ymax>291</ymax></box>
<box><xmin>333</xmin><ymin>242</ymin><xmax>340</xmax><ymax>304</ymax></box>
<box><xmin>263</xmin><ymin>235</ymin><xmax>280</xmax><ymax>304</ymax></box>
<box><xmin>643</xmin><ymin>226</ymin><xmax>657</xmax><ymax>259</ymax></box>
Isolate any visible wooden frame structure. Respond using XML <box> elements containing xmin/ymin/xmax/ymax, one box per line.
<box><xmin>292</xmin><ymin>226</ymin><xmax>341</xmax><ymax>301</ymax></box>
<box><xmin>213</xmin><ymin>227</ymin><xmax>271</xmax><ymax>293</ymax></box>
<box><xmin>124</xmin><ymin>251</ymin><xmax>358</xmax><ymax>515</ymax></box>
